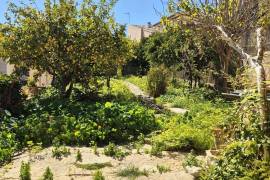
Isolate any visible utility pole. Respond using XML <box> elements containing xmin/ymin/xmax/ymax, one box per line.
<box><xmin>124</xmin><ymin>12</ymin><xmax>130</xmax><ymax>24</ymax></box>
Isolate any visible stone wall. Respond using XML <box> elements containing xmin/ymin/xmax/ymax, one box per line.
<box><xmin>0</xmin><ymin>59</ymin><xmax>14</xmax><ymax>75</ymax></box>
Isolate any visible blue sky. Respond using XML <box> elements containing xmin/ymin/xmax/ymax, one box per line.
<box><xmin>0</xmin><ymin>0</ymin><xmax>168</xmax><ymax>25</ymax></box>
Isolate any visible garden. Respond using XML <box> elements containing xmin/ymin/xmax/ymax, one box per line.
<box><xmin>0</xmin><ymin>0</ymin><xmax>270</xmax><ymax>180</ymax></box>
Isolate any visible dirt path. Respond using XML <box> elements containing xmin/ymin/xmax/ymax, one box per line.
<box><xmin>0</xmin><ymin>146</ymin><xmax>194</xmax><ymax>180</ymax></box>
<box><xmin>124</xmin><ymin>81</ymin><xmax>188</xmax><ymax>114</ymax></box>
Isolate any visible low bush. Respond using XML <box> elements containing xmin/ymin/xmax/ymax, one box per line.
<box><xmin>147</xmin><ymin>66</ymin><xmax>168</xmax><ymax>97</ymax></box>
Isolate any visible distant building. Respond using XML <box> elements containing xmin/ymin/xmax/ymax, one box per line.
<box><xmin>127</xmin><ymin>23</ymin><xmax>161</xmax><ymax>41</ymax></box>
<box><xmin>0</xmin><ymin>58</ymin><xmax>52</xmax><ymax>87</ymax></box>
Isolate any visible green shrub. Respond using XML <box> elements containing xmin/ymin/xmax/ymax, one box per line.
<box><xmin>20</xmin><ymin>161</ymin><xmax>31</xmax><ymax>180</ymax></box>
<box><xmin>147</xmin><ymin>66</ymin><xmax>168</xmax><ymax>97</ymax></box>
<box><xmin>0</xmin><ymin>74</ymin><xmax>24</xmax><ymax>115</ymax></box>
<box><xmin>93</xmin><ymin>170</ymin><xmax>105</xmax><ymax>180</ymax></box>
<box><xmin>200</xmin><ymin>140</ymin><xmax>269</xmax><ymax>180</ymax></box>
<box><xmin>42</xmin><ymin>167</ymin><xmax>53</xmax><ymax>180</ymax></box>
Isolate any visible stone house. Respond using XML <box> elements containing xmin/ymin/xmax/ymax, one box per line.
<box><xmin>0</xmin><ymin>58</ymin><xmax>52</xmax><ymax>87</ymax></box>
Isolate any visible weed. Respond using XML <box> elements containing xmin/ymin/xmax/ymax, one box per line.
<box><xmin>42</xmin><ymin>167</ymin><xmax>53</xmax><ymax>180</ymax></box>
<box><xmin>74</xmin><ymin>162</ymin><xmax>113</xmax><ymax>170</ymax></box>
<box><xmin>182</xmin><ymin>150</ymin><xmax>202</xmax><ymax>167</ymax></box>
<box><xmin>103</xmin><ymin>143</ymin><xmax>129</xmax><ymax>160</ymax></box>
<box><xmin>93</xmin><ymin>143</ymin><xmax>98</xmax><ymax>155</ymax></box>
<box><xmin>117</xmin><ymin>165</ymin><xmax>149</xmax><ymax>178</ymax></box>
<box><xmin>51</xmin><ymin>146</ymin><xmax>71</xmax><ymax>160</ymax></box>
<box><xmin>76</xmin><ymin>150</ymin><xmax>82</xmax><ymax>162</ymax></box>
<box><xmin>93</xmin><ymin>170</ymin><xmax>105</xmax><ymax>180</ymax></box>
<box><xmin>20</xmin><ymin>161</ymin><xmax>31</xmax><ymax>180</ymax></box>
<box><xmin>156</xmin><ymin>164</ymin><xmax>171</xmax><ymax>174</ymax></box>
<box><xmin>150</xmin><ymin>143</ymin><xmax>164</xmax><ymax>157</ymax></box>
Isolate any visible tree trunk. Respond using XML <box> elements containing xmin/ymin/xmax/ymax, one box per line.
<box><xmin>215</xmin><ymin>25</ymin><xmax>270</xmax><ymax>160</ymax></box>
<box><xmin>255</xmin><ymin>64</ymin><xmax>270</xmax><ymax>160</ymax></box>
<box><xmin>117</xmin><ymin>64</ymin><xmax>123</xmax><ymax>78</ymax></box>
<box><xmin>106</xmin><ymin>76</ymin><xmax>111</xmax><ymax>95</ymax></box>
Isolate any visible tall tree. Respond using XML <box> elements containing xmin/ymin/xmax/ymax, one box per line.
<box><xmin>169</xmin><ymin>0</ymin><xmax>270</xmax><ymax>159</ymax></box>
<box><xmin>144</xmin><ymin>27</ymin><xmax>218</xmax><ymax>88</ymax></box>
<box><xmin>0</xmin><ymin>0</ymin><xmax>121</xmax><ymax>97</ymax></box>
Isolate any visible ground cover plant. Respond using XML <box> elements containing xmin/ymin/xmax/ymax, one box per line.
<box><xmin>74</xmin><ymin>162</ymin><xmax>113</xmax><ymax>171</ymax></box>
<box><xmin>151</xmin><ymin>81</ymin><xmax>230</xmax><ymax>151</ymax></box>
<box><xmin>0</xmin><ymin>78</ymin><xmax>158</xmax><ymax>166</ymax></box>
<box><xmin>117</xmin><ymin>165</ymin><xmax>149</xmax><ymax>178</ymax></box>
<box><xmin>23</xmin><ymin>94</ymin><xmax>157</xmax><ymax>146</ymax></box>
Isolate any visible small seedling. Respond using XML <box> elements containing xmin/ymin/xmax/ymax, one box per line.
<box><xmin>103</xmin><ymin>143</ymin><xmax>129</xmax><ymax>160</ymax></box>
<box><xmin>182</xmin><ymin>150</ymin><xmax>202</xmax><ymax>168</ymax></box>
<box><xmin>42</xmin><ymin>167</ymin><xmax>53</xmax><ymax>180</ymax></box>
<box><xmin>74</xmin><ymin>162</ymin><xmax>112</xmax><ymax>171</ymax></box>
<box><xmin>150</xmin><ymin>143</ymin><xmax>164</xmax><ymax>157</ymax></box>
<box><xmin>93</xmin><ymin>143</ymin><xmax>98</xmax><ymax>155</ymax></box>
<box><xmin>20</xmin><ymin>161</ymin><xmax>31</xmax><ymax>180</ymax></box>
<box><xmin>135</xmin><ymin>143</ymin><xmax>142</xmax><ymax>154</ymax></box>
<box><xmin>52</xmin><ymin>146</ymin><xmax>71</xmax><ymax>160</ymax></box>
<box><xmin>93</xmin><ymin>170</ymin><xmax>105</xmax><ymax>180</ymax></box>
<box><xmin>137</xmin><ymin>133</ymin><xmax>145</xmax><ymax>144</ymax></box>
<box><xmin>156</xmin><ymin>164</ymin><xmax>171</xmax><ymax>174</ymax></box>
<box><xmin>117</xmin><ymin>165</ymin><xmax>148</xmax><ymax>178</ymax></box>
<box><xmin>76</xmin><ymin>150</ymin><xmax>82</xmax><ymax>162</ymax></box>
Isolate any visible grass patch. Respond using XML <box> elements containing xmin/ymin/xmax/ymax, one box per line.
<box><xmin>157</xmin><ymin>164</ymin><xmax>171</xmax><ymax>174</ymax></box>
<box><xmin>117</xmin><ymin>165</ymin><xmax>149</xmax><ymax>178</ymax></box>
<box><xmin>74</xmin><ymin>162</ymin><xmax>113</xmax><ymax>171</ymax></box>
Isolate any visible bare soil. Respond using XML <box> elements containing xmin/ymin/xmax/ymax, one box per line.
<box><xmin>0</xmin><ymin>145</ymin><xmax>194</xmax><ymax>180</ymax></box>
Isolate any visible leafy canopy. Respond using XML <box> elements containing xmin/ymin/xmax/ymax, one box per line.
<box><xmin>0</xmin><ymin>0</ymin><xmax>130</xmax><ymax>96</ymax></box>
